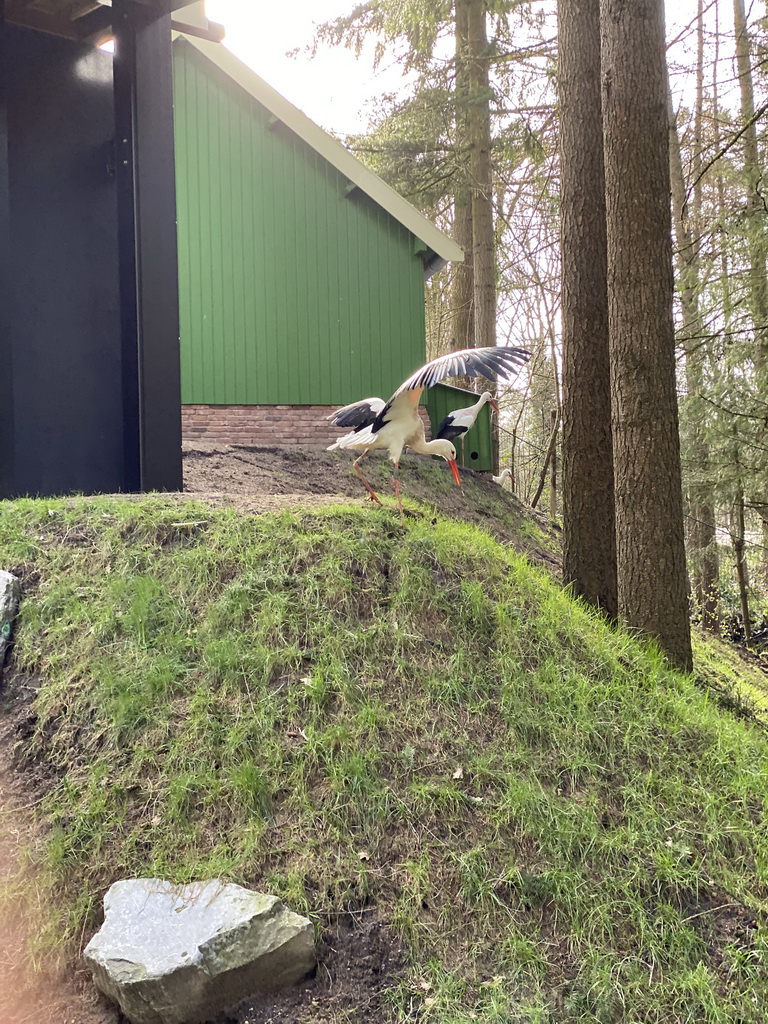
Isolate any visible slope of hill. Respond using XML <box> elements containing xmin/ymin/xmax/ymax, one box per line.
<box><xmin>182</xmin><ymin>441</ymin><xmax>561</xmax><ymax>572</ymax></box>
<box><xmin>0</xmin><ymin>482</ymin><xmax>766</xmax><ymax>1023</ymax></box>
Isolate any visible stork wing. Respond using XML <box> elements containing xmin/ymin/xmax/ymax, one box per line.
<box><xmin>327</xmin><ymin>397</ymin><xmax>386</xmax><ymax>431</ymax></box>
<box><xmin>392</xmin><ymin>346</ymin><xmax>530</xmax><ymax>399</ymax></box>
<box><xmin>434</xmin><ymin>415</ymin><xmax>466</xmax><ymax>442</ymax></box>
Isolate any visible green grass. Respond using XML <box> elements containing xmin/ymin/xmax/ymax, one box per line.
<box><xmin>1</xmin><ymin>495</ymin><xmax>768</xmax><ymax>1022</ymax></box>
<box><xmin>693</xmin><ymin>629</ymin><xmax>768</xmax><ymax>722</ymax></box>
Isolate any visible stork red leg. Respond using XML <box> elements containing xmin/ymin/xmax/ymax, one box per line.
<box><xmin>353</xmin><ymin>453</ymin><xmax>383</xmax><ymax>505</ymax></box>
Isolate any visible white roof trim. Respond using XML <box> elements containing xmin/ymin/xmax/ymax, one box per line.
<box><xmin>175</xmin><ymin>35</ymin><xmax>464</xmax><ymax>276</ymax></box>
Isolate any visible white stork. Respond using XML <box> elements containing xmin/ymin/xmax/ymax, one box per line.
<box><xmin>327</xmin><ymin>347</ymin><xmax>529</xmax><ymax>512</ymax></box>
<box><xmin>434</xmin><ymin>391</ymin><xmax>498</xmax><ymax>465</ymax></box>
<box><xmin>492</xmin><ymin>467</ymin><xmax>514</xmax><ymax>486</ymax></box>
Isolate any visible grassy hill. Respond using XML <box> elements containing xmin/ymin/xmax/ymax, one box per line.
<box><xmin>1</xmin><ymin>492</ymin><xmax>767</xmax><ymax>1023</ymax></box>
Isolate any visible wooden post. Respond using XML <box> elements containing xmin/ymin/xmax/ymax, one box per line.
<box><xmin>1</xmin><ymin>22</ymin><xmax>123</xmax><ymax>496</ymax></box>
<box><xmin>113</xmin><ymin>0</ymin><xmax>182</xmax><ymax>492</ymax></box>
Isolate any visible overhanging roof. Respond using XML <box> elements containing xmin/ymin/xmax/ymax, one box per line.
<box><xmin>5</xmin><ymin>0</ymin><xmax>223</xmax><ymax>45</ymax></box>
<box><xmin>177</xmin><ymin>35</ymin><xmax>464</xmax><ymax>278</ymax></box>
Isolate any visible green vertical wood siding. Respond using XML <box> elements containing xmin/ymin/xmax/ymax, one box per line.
<box><xmin>425</xmin><ymin>384</ymin><xmax>494</xmax><ymax>472</ymax></box>
<box><xmin>173</xmin><ymin>40</ymin><xmax>427</xmax><ymax>406</ymax></box>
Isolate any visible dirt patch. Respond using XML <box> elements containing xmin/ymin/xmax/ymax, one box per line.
<box><xmin>1</xmin><ymin>706</ymin><xmax>406</xmax><ymax>1023</ymax></box>
<box><xmin>0</xmin><ymin>731</ymin><xmax>118</xmax><ymax>1024</ymax></box>
<box><xmin>182</xmin><ymin>441</ymin><xmax>561</xmax><ymax>572</ymax></box>
<box><xmin>220</xmin><ymin>913</ymin><xmax>407</xmax><ymax>1024</ymax></box>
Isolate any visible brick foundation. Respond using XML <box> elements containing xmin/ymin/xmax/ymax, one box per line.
<box><xmin>182</xmin><ymin>404</ymin><xmax>432</xmax><ymax>447</ymax></box>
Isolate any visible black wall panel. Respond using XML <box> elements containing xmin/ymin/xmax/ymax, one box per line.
<box><xmin>4</xmin><ymin>26</ymin><xmax>124</xmax><ymax>496</ymax></box>
<box><xmin>0</xmin><ymin>12</ymin><xmax>12</xmax><ymax>496</ymax></box>
<box><xmin>0</xmin><ymin>12</ymin><xmax>182</xmax><ymax>499</ymax></box>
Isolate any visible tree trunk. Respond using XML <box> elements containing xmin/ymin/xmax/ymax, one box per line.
<box><xmin>531</xmin><ymin>409</ymin><xmax>560</xmax><ymax>511</ymax></box>
<box><xmin>732</xmin><ymin>490</ymin><xmax>752</xmax><ymax>644</ymax></box>
<box><xmin>557</xmin><ymin>0</ymin><xmax>617</xmax><ymax>617</ymax></box>
<box><xmin>549</xmin><ymin>408</ymin><xmax>558</xmax><ymax>521</ymax></box>
<box><xmin>712</xmin><ymin>2</ymin><xmax>734</xmax><ymax>329</ymax></box>
<box><xmin>667</xmin><ymin>76</ymin><xmax>720</xmax><ymax>633</ymax></box>
<box><xmin>453</xmin><ymin>0</ymin><xmax>474</xmax><ymax>352</ymax></box>
<box><xmin>466</xmin><ymin>0</ymin><xmax>496</xmax><ymax>352</ymax></box>
<box><xmin>733</xmin><ymin>0</ymin><xmax>768</xmax><ymax>373</ymax></box>
<box><xmin>600</xmin><ymin>0</ymin><xmax>693</xmax><ymax>671</ymax></box>
<box><xmin>732</xmin><ymin>0</ymin><xmax>768</xmax><ymax>584</ymax></box>
<box><xmin>465</xmin><ymin>0</ymin><xmax>498</xmax><ymax>467</ymax></box>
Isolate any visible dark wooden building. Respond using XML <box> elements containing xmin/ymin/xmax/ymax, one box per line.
<box><xmin>0</xmin><ymin>0</ymin><xmax>215</xmax><ymax>499</ymax></box>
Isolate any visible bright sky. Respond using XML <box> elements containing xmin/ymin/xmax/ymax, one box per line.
<box><xmin>202</xmin><ymin>0</ymin><xmax>749</xmax><ymax>137</ymax></box>
<box><xmin>204</xmin><ymin>0</ymin><xmax>408</xmax><ymax>135</ymax></box>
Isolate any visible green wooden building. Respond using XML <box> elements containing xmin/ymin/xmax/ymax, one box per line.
<box><xmin>172</xmin><ymin>33</ymin><xmax>493</xmax><ymax>468</ymax></box>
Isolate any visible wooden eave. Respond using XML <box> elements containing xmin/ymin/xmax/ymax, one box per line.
<box><xmin>4</xmin><ymin>0</ymin><xmax>223</xmax><ymax>45</ymax></box>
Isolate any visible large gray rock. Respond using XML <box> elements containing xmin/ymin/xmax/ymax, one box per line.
<box><xmin>84</xmin><ymin>878</ymin><xmax>316</xmax><ymax>1024</ymax></box>
<box><xmin>0</xmin><ymin>570</ymin><xmax>20</xmax><ymax>668</ymax></box>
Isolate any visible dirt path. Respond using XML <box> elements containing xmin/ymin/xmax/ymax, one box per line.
<box><xmin>0</xmin><ymin>733</ymin><xmax>116</xmax><ymax>1024</ymax></box>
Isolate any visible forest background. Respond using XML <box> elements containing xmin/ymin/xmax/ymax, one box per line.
<box><xmin>280</xmin><ymin>0</ymin><xmax>768</xmax><ymax>651</ymax></box>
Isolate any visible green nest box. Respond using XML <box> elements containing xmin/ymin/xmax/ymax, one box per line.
<box><xmin>425</xmin><ymin>383</ymin><xmax>494</xmax><ymax>472</ymax></box>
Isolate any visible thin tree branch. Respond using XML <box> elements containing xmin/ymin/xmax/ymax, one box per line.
<box><xmin>687</xmin><ymin>99</ymin><xmax>768</xmax><ymax>196</ymax></box>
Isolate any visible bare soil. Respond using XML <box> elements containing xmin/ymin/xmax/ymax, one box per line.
<box><xmin>181</xmin><ymin>441</ymin><xmax>561</xmax><ymax>572</ymax></box>
<box><xmin>0</xmin><ymin>722</ymin><xmax>119</xmax><ymax>1024</ymax></box>
<box><xmin>0</xmin><ymin>442</ymin><xmax>558</xmax><ymax>1024</ymax></box>
<box><xmin>220</xmin><ymin>913</ymin><xmax>407</xmax><ymax>1024</ymax></box>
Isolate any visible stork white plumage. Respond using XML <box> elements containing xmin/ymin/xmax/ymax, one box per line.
<box><xmin>435</xmin><ymin>390</ymin><xmax>498</xmax><ymax>465</ymax></box>
<box><xmin>327</xmin><ymin>347</ymin><xmax>529</xmax><ymax>512</ymax></box>
<box><xmin>492</xmin><ymin>467</ymin><xmax>514</xmax><ymax>486</ymax></box>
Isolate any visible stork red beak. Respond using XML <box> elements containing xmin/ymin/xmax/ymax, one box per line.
<box><xmin>449</xmin><ymin>459</ymin><xmax>461</xmax><ymax>487</ymax></box>
<box><xmin>489</xmin><ymin>398</ymin><xmax>500</xmax><ymax>414</ymax></box>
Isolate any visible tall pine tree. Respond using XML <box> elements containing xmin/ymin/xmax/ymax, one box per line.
<box><xmin>601</xmin><ymin>0</ymin><xmax>692</xmax><ymax>671</ymax></box>
<box><xmin>558</xmin><ymin>0</ymin><xmax>617</xmax><ymax>618</ymax></box>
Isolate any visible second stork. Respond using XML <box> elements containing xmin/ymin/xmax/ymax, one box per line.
<box><xmin>434</xmin><ymin>390</ymin><xmax>498</xmax><ymax>465</ymax></box>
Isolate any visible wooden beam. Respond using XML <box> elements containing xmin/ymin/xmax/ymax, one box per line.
<box><xmin>4</xmin><ymin>0</ymin><xmax>79</xmax><ymax>37</ymax></box>
<box><xmin>68</xmin><ymin>1</ymin><xmax>101</xmax><ymax>18</ymax></box>
<box><xmin>0</xmin><ymin>8</ymin><xmax>15</xmax><ymax>496</ymax></box>
<box><xmin>171</xmin><ymin>16</ymin><xmax>223</xmax><ymax>42</ymax></box>
<box><xmin>131</xmin><ymin>0</ymin><xmax>197</xmax><ymax>10</ymax></box>
<box><xmin>74</xmin><ymin>1</ymin><xmax>113</xmax><ymax>39</ymax></box>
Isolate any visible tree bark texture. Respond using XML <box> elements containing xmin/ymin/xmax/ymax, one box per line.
<box><xmin>600</xmin><ymin>0</ymin><xmax>693</xmax><ymax>672</ymax></box>
<box><xmin>558</xmin><ymin>0</ymin><xmax>617</xmax><ymax>617</ymax></box>
<box><xmin>465</xmin><ymin>0</ymin><xmax>498</xmax><ymax>466</ymax></box>
<box><xmin>549</xmin><ymin>407</ymin><xmax>558</xmax><ymax>520</ymax></box>
<box><xmin>732</xmin><ymin>0</ymin><xmax>768</xmax><ymax>583</ymax></box>
<box><xmin>453</xmin><ymin>0</ymin><xmax>475</xmax><ymax>352</ymax></box>
<box><xmin>732</xmin><ymin>490</ymin><xmax>752</xmax><ymax>643</ymax></box>
<box><xmin>667</xmin><ymin>85</ymin><xmax>720</xmax><ymax>633</ymax></box>
<box><xmin>531</xmin><ymin>408</ymin><xmax>560</xmax><ymax>510</ymax></box>
<box><xmin>466</xmin><ymin>0</ymin><xmax>496</xmax><ymax>352</ymax></box>
<box><xmin>733</xmin><ymin>0</ymin><xmax>768</xmax><ymax>374</ymax></box>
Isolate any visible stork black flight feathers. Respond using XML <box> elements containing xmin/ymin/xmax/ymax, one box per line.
<box><xmin>327</xmin><ymin>345</ymin><xmax>530</xmax><ymax>513</ymax></box>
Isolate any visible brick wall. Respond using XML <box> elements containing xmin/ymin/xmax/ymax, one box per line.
<box><xmin>182</xmin><ymin>404</ymin><xmax>432</xmax><ymax>447</ymax></box>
